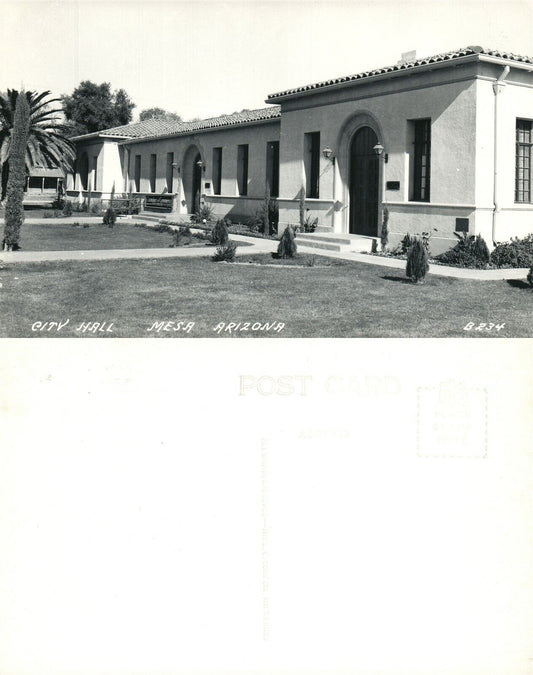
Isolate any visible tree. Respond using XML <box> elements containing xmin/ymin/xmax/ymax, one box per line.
<box><xmin>62</xmin><ymin>81</ymin><xmax>136</xmax><ymax>136</ymax></box>
<box><xmin>406</xmin><ymin>237</ymin><xmax>429</xmax><ymax>283</ymax></box>
<box><xmin>139</xmin><ymin>107</ymin><xmax>182</xmax><ymax>122</ymax></box>
<box><xmin>114</xmin><ymin>89</ymin><xmax>136</xmax><ymax>126</ymax></box>
<box><xmin>3</xmin><ymin>92</ymin><xmax>30</xmax><ymax>250</ymax></box>
<box><xmin>0</xmin><ymin>89</ymin><xmax>75</xmax><ymax>201</ymax></box>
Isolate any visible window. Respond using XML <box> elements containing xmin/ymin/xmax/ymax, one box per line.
<box><xmin>213</xmin><ymin>147</ymin><xmax>222</xmax><ymax>195</ymax></box>
<box><xmin>304</xmin><ymin>132</ymin><xmax>320</xmax><ymax>198</ymax></box>
<box><xmin>93</xmin><ymin>156</ymin><xmax>98</xmax><ymax>191</ymax></box>
<box><xmin>516</xmin><ymin>119</ymin><xmax>532</xmax><ymax>202</ymax></box>
<box><xmin>237</xmin><ymin>144</ymin><xmax>248</xmax><ymax>196</ymax></box>
<box><xmin>134</xmin><ymin>155</ymin><xmax>141</xmax><ymax>192</ymax></box>
<box><xmin>166</xmin><ymin>152</ymin><xmax>174</xmax><ymax>192</ymax></box>
<box><xmin>410</xmin><ymin>119</ymin><xmax>431</xmax><ymax>202</ymax></box>
<box><xmin>149</xmin><ymin>154</ymin><xmax>157</xmax><ymax>193</ymax></box>
<box><xmin>266</xmin><ymin>140</ymin><xmax>279</xmax><ymax>198</ymax></box>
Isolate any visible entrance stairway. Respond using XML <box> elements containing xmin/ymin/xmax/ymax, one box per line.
<box><xmin>295</xmin><ymin>231</ymin><xmax>378</xmax><ymax>253</ymax></box>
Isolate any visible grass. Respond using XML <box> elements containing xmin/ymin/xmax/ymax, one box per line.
<box><xmin>10</xmin><ymin>222</ymin><xmax>212</xmax><ymax>251</ymax></box>
<box><xmin>0</xmin><ymin>255</ymin><xmax>531</xmax><ymax>337</ymax></box>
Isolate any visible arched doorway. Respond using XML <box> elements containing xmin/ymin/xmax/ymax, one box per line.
<box><xmin>182</xmin><ymin>145</ymin><xmax>203</xmax><ymax>214</ymax></box>
<box><xmin>349</xmin><ymin>126</ymin><xmax>379</xmax><ymax>236</ymax></box>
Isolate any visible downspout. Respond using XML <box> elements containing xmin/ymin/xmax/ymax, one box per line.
<box><xmin>492</xmin><ymin>66</ymin><xmax>510</xmax><ymax>245</ymax></box>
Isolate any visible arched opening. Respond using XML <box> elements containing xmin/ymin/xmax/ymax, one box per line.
<box><xmin>349</xmin><ymin>126</ymin><xmax>379</xmax><ymax>236</ymax></box>
<box><xmin>182</xmin><ymin>145</ymin><xmax>202</xmax><ymax>214</ymax></box>
<box><xmin>79</xmin><ymin>152</ymin><xmax>89</xmax><ymax>191</ymax></box>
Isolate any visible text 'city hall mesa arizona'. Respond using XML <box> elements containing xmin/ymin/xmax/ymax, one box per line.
<box><xmin>67</xmin><ymin>46</ymin><xmax>533</xmax><ymax>253</ymax></box>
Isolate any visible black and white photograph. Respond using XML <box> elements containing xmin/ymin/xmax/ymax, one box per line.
<box><xmin>0</xmin><ymin>0</ymin><xmax>533</xmax><ymax>337</ymax></box>
<box><xmin>0</xmin><ymin>2</ymin><xmax>531</xmax><ymax>675</ymax></box>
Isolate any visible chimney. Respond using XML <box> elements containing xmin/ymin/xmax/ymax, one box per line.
<box><xmin>397</xmin><ymin>50</ymin><xmax>417</xmax><ymax>64</ymax></box>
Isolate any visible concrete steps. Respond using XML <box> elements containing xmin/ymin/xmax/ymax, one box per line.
<box><xmin>296</xmin><ymin>232</ymin><xmax>377</xmax><ymax>253</ymax></box>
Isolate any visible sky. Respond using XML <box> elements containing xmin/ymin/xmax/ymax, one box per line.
<box><xmin>1</xmin><ymin>0</ymin><xmax>532</xmax><ymax>122</ymax></box>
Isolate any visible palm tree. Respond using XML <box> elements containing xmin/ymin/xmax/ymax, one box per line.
<box><xmin>0</xmin><ymin>89</ymin><xmax>75</xmax><ymax>201</ymax></box>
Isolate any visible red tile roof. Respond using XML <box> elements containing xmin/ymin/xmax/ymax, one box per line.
<box><xmin>72</xmin><ymin>106</ymin><xmax>281</xmax><ymax>142</ymax></box>
<box><xmin>266</xmin><ymin>46</ymin><xmax>533</xmax><ymax>101</ymax></box>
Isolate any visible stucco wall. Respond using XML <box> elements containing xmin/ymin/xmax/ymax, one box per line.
<box><xmin>475</xmin><ymin>67</ymin><xmax>533</xmax><ymax>244</ymax></box>
<box><xmin>124</xmin><ymin>120</ymin><xmax>280</xmax><ymax>219</ymax></box>
<box><xmin>277</xmin><ymin>64</ymin><xmax>478</xmax><ymax>243</ymax></box>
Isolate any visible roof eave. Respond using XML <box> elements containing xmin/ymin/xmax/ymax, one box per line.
<box><xmin>266</xmin><ymin>53</ymin><xmax>485</xmax><ymax>103</ymax></box>
<box><xmin>117</xmin><ymin>114</ymin><xmax>281</xmax><ymax>145</ymax></box>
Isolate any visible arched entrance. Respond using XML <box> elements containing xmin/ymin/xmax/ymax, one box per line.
<box><xmin>182</xmin><ymin>145</ymin><xmax>203</xmax><ymax>214</ymax></box>
<box><xmin>349</xmin><ymin>126</ymin><xmax>379</xmax><ymax>236</ymax></box>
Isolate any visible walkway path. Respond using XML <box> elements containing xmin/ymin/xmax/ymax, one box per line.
<box><xmin>0</xmin><ymin>227</ymin><xmax>529</xmax><ymax>280</ymax></box>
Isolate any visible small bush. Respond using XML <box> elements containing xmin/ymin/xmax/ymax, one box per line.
<box><xmin>380</xmin><ymin>206</ymin><xmax>389</xmax><ymax>251</ymax></box>
<box><xmin>435</xmin><ymin>233</ymin><xmax>490</xmax><ymax>269</ymax></box>
<box><xmin>103</xmin><ymin>207</ymin><xmax>117</xmax><ymax>227</ymax></box>
<box><xmin>90</xmin><ymin>199</ymin><xmax>102</xmax><ymax>214</ymax></box>
<box><xmin>62</xmin><ymin>200</ymin><xmax>73</xmax><ymax>217</ymax></box>
<box><xmin>406</xmin><ymin>237</ymin><xmax>429</xmax><ymax>283</ymax></box>
<box><xmin>210</xmin><ymin>219</ymin><xmax>229</xmax><ymax>246</ymax></box>
<box><xmin>528</xmin><ymin>267</ymin><xmax>533</xmax><ymax>287</ymax></box>
<box><xmin>172</xmin><ymin>226</ymin><xmax>192</xmax><ymax>246</ymax></box>
<box><xmin>212</xmin><ymin>241</ymin><xmax>237</xmax><ymax>262</ymax></box>
<box><xmin>191</xmin><ymin>203</ymin><xmax>214</xmax><ymax>224</ymax></box>
<box><xmin>277</xmin><ymin>225</ymin><xmax>297</xmax><ymax>258</ymax></box>
<box><xmin>490</xmin><ymin>234</ymin><xmax>533</xmax><ymax>268</ymax></box>
<box><xmin>153</xmin><ymin>223</ymin><xmax>172</xmax><ymax>234</ymax></box>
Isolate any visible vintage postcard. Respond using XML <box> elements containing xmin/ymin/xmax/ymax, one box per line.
<box><xmin>0</xmin><ymin>1</ymin><xmax>531</xmax><ymax>674</ymax></box>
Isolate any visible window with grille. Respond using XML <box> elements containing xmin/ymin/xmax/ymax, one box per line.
<box><xmin>411</xmin><ymin>119</ymin><xmax>431</xmax><ymax>202</ymax></box>
<box><xmin>516</xmin><ymin>119</ymin><xmax>532</xmax><ymax>203</ymax></box>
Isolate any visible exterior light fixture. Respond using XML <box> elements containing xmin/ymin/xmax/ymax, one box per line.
<box><xmin>197</xmin><ymin>159</ymin><xmax>205</xmax><ymax>173</ymax></box>
<box><xmin>322</xmin><ymin>146</ymin><xmax>333</xmax><ymax>161</ymax></box>
<box><xmin>373</xmin><ymin>143</ymin><xmax>388</xmax><ymax>163</ymax></box>
<box><xmin>171</xmin><ymin>162</ymin><xmax>180</xmax><ymax>174</ymax></box>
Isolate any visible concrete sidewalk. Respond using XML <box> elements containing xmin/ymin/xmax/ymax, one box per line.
<box><xmin>0</xmin><ymin>230</ymin><xmax>529</xmax><ymax>280</ymax></box>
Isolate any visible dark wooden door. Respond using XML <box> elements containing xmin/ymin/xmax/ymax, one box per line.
<box><xmin>192</xmin><ymin>153</ymin><xmax>202</xmax><ymax>213</ymax></box>
<box><xmin>349</xmin><ymin>127</ymin><xmax>379</xmax><ymax>236</ymax></box>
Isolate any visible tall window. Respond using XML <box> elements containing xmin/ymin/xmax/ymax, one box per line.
<box><xmin>304</xmin><ymin>132</ymin><xmax>320</xmax><ymax>198</ymax></box>
<box><xmin>134</xmin><ymin>155</ymin><xmax>141</xmax><ymax>192</ymax></box>
<box><xmin>149</xmin><ymin>154</ymin><xmax>157</xmax><ymax>193</ymax></box>
<box><xmin>516</xmin><ymin>119</ymin><xmax>532</xmax><ymax>203</ymax></box>
<box><xmin>93</xmin><ymin>156</ymin><xmax>98</xmax><ymax>191</ymax></box>
<box><xmin>213</xmin><ymin>147</ymin><xmax>222</xmax><ymax>195</ymax></box>
<box><xmin>166</xmin><ymin>152</ymin><xmax>174</xmax><ymax>193</ymax></box>
<box><xmin>266</xmin><ymin>141</ymin><xmax>280</xmax><ymax>198</ymax></box>
<box><xmin>411</xmin><ymin>119</ymin><xmax>431</xmax><ymax>202</ymax></box>
<box><xmin>237</xmin><ymin>144</ymin><xmax>248</xmax><ymax>196</ymax></box>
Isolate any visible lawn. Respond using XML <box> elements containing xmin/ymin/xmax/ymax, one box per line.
<box><xmin>13</xmin><ymin>221</ymin><xmax>213</xmax><ymax>251</ymax></box>
<box><xmin>0</xmin><ymin>255</ymin><xmax>531</xmax><ymax>337</ymax></box>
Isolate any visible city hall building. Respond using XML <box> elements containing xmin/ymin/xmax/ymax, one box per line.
<box><xmin>67</xmin><ymin>46</ymin><xmax>533</xmax><ymax>252</ymax></box>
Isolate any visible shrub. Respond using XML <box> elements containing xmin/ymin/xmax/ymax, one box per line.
<box><xmin>191</xmin><ymin>203</ymin><xmax>214</xmax><ymax>224</ymax></box>
<box><xmin>210</xmin><ymin>219</ymin><xmax>229</xmax><ymax>246</ymax></box>
<box><xmin>490</xmin><ymin>234</ymin><xmax>533</xmax><ymax>268</ymax></box>
<box><xmin>212</xmin><ymin>241</ymin><xmax>237</xmax><ymax>262</ymax></box>
<box><xmin>103</xmin><ymin>207</ymin><xmax>117</xmax><ymax>227</ymax></box>
<box><xmin>528</xmin><ymin>266</ymin><xmax>533</xmax><ymax>287</ymax></box>
<box><xmin>277</xmin><ymin>225</ymin><xmax>297</xmax><ymax>258</ymax></box>
<box><xmin>62</xmin><ymin>200</ymin><xmax>73</xmax><ymax>217</ymax></box>
<box><xmin>380</xmin><ymin>206</ymin><xmax>389</xmax><ymax>251</ymax></box>
<box><xmin>406</xmin><ymin>237</ymin><xmax>429</xmax><ymax>283</ymax></box>
<box><xmin>90</xmin><ymin>199</ymin><xmax>102</xmax><ymax>214</ymax></box>
<box><xmin>172</xmin><ymin>226</ymin><xmax>192</xmax><ymax>246</ymax></box>
<box><xmin>435</xmin><ymin>233</ymin><xmax>490</xmax><ymax>269</ymax></box>
<box><xmin>153</xmin><ymin>223</ymin><xmax>172</xmax><ymax>234</ymax></box>
<box><xmin>253</xmin><ymin>189</ymin><xmax>278</xmax><ymax>235</ymax></box>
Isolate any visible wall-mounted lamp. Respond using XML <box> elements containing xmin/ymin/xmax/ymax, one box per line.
<box><xmin>373</xmin><ymin>143</ymin><xmax>388</xmax><ymax>163</ymax></box>
<box><xmin>197</xmin><ymin>159</ymin><xmax>205</xmax><ymax>173</ymax></box>
<box><xmin>322</xmin><ymin>146</ymin><xmax>334</xmax><ymax>161</ymax></box>
<box><xmin>171</xmin><ymin>162</ymin><xmax>180</xmax><ymax>175</ymax></box>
